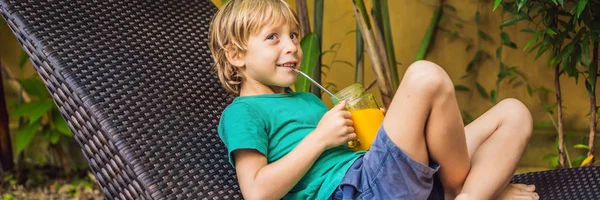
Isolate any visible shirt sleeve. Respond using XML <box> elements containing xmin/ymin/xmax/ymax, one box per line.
<box><xmin>218</xmin><ymin>102</ymin><xmax>268</xmax><ymax>167</ymax></box>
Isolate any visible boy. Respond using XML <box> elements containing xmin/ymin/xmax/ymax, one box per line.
<box><xmin>209</xmin><ymin>0</ymin><xmax>539</xmax><ymax>199</ymax></box>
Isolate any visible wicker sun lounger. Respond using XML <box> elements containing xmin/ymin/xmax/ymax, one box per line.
<box><xmin>1</xmin><ymin>0</ymin><xmax>598</xmax><ymax>199</ymax></box>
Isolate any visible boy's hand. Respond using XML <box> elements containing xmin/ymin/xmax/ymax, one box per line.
<box><xmin>313</xmin><ymin>101</ymin><xmax>356</xmax><ymax>150</ymax></box>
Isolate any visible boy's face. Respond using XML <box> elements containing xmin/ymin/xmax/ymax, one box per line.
<box><xmin>237</xmin><ymin>21</ymin><xmax>303</xmax><ymax>94</ymax></box>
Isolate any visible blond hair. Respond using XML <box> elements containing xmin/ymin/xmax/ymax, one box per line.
<box><xmin>209</xmin><ymin>0</ymin><xmax>301</xmax><ymax>95</ymax></box>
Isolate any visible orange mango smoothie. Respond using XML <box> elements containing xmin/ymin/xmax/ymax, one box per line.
<box><xmin>349</xmin><ymin>108</ymin><xmax>385</xmax><ymax>151</ymax></box>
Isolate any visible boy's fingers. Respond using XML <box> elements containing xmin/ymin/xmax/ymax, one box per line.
<box><xmin>334</xmin><ymin>101</ymin><xmax>346</xmax><ymax>110</ymax></box>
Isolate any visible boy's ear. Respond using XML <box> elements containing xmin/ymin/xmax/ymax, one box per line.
<box><xmin>224</xmin><ymin>47</ymin><xmax>245</xmax><ymax>68</ymax></box>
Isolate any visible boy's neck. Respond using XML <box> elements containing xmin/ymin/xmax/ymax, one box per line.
<box><xmin>239</xmin><ymin>83</ymin><xmax>287</xmax><ymax>96</ymax></box>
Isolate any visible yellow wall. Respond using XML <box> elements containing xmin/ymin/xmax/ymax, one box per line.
<box><xmin>1</xmin><ymin>1</ymin><xmax>595</xmax><ymax>132</ymax></box>
<box><xmin>211</xmin><ymin>0</ymin><xmax>594</xmax><ymax>132</ymax></box>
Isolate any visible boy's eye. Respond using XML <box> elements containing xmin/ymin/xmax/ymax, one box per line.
<box><xmin>267</xmin><ymin>34</ymin><xmax>278</xmax><ymax>40</ymax></box>
<box><xmin>290</xmin><ymin>32</ymin><xmax>299</xmax><ymax>40</ymax></box>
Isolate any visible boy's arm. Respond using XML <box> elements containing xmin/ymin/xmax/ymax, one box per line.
<box><xmin>233</xmin><ymin>133</ymin><xmax>325</xmax><ymax>200</ymax></box>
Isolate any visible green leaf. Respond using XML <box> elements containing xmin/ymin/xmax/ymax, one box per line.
<box><xmin>490</xmin><ymin>90</ymin><xmax>497</xmax><ymax>104</ymax></box>
<box><xmin>379</xmin><ymin>0</ymin><xmax>400</xmax><ymax>89</ymax></box>
<box><xmin>461</xmin><ymin>110</ymin><xmax>474</xmax><ymax>124</ymax></box>
<box><xmin>475</xmin><ymin>82</ymin><xmax>489</xmax><ymax>99</ymax></box>
<box><xmin>53</xmin><ymin>116</ymin><xmax>72</xmax><ymax>136</ymax></box>
<box><xmin>500</xmin><ymin>17</ymin><xmax>526</xmax><ymax>27</ymax></box>
<box><xmin>446</xmin><ymin>31</ymin><xmax>458</xmax><ymax>37</ymax></box>
<box><xmin>581</xmin><ymin>35</ymin><xmax>591</xmax><ymax>66</ymax></box>
<box><xmin>554</xmin><ymin>135</ymin><xmax>559</xmax><ymax>151</ymax></box>
<box><xmin>454</xmin><ymin>85</ymin><xmax>470</xmax><ymax>91</ymax></box>
<box><xmin>535</xmin><ymin>45</ymin><xmax>549</xmax><ymax>60</ymax></box>
<box><xmin>500</xmin><ymin>32</ymin><xmax>510</xmax><ymax>44</ymax></box>
<box><xmin>526</xmin><ymin>84</ymin><xmax>533</xmax><ymax>96</ymax></box>
<box><xmin>49</xmin><ymin>131</ymin><xmax>60</xmax><ymax>144</ymax></box>
<box><xmin>573</xmin><ymin>144</ymin><xmax>590</xmax><ymax>149</ymax></box>
<box><xmin>21</xmin><ymin>78</ymin><xmax>48</xmax><ymax>98</ymax></box>
<box><xmin>535</xmin><ymin>87</ymin><xmax>553</xmax><ymax>94</ymax></box>
<box><xmin>565</xmin><ymin>131</ymin><xmax>575</xmax><ymax>141</ymax></box>
<box><xmin>415</xmin><ymin>4</ymin><xmax>441</xmax><ymax>61</ymax></box>
<box><xmin>524</xmin><ymin>31</ymin><xmax>542</xmax><ymax>51</ymax></box>
<box><xmin>330</xmin><ymin>43</ymin><xmax>341</xmax><ymax>50</ymax></box>
<box><xmin>478</xmin><ymin>30</ymin><xmax>492</xmax><ymax>42</ymax></box>
<box><xmin>333</xmin><ymin>60</ymin><xmax>354</xmax><ymax>68</ymax></box>
<box><xmin>346</xmin><ymin>30</ymin><xmax>358</xmax><ymax>35</ymax></box>
<box><xmin>493</xmin><ymin>0</ymin><xmax>502</xmax><ymax>11</ymax></box>
<box><xmin>542</xmin><ymin>153</ymin><xmax>556</xmax><ymax>160</ymax></box>
<box><xmin>355</xmin><ymin>22</ymin><xmax>364</xmax><ymax>85</ymax></box>
<box><xmin>516</xmin><ymin>0</ymin><xmax>526</xmax><ymax>12</ymax></box>
<box><xmin>321</xmin><ymin>50</ymin><xmax>336</xmax><ymax>56</ymax></box>
<box><xmin>520</xmin><ymin>29</ymin><xmax>537</xmax><ymax>33</ymax></box>
<box><xmin>496</xmin><ymin>47</ymin><xmax>502</xmax><ymax>59</ymax></box>
<box><xmin>549</xmin><ymin>156</ymin><xmax>559</xmax><ymax>168</ymax></box>
<box><xmin>545</xmin><ymin>28</ymin><xmax>557</xmax><ymax>35</ymax></box>
<box><xmin>501</xmin><ymin>32</ymin><xmax>517</xmax><ymax>49</ymax></box>
<box><xmin>475</xmin><ymin>11</ymin><xmax>480</xmax><ymax>25</ymax></box>
<box><xmin>572</xmin><ymin>155</ymin><xmax>587</xmax><ymax>168</ymax></box>
<box><xmin>15</xmin><ymin>121</ymin><xmax>40</xmax><ymax>155</ymax></box>
<box><xmin>444</xmin><ymin>4</ymin><xmax>456</xmax><ymax>11</ymax></box>
<box><xmin>10</xmin><ymin>101</ymin><xmax>54</xmax><ymax>126</ymax></box>
<box><xmin>542</xmin><ymin>102</ymin><xmax>555</xmax><ymax>114</ymax></box>
<box><xmin>534</xmin><ymin>121</ymin><xmax>553</xmax><ymax>129</ymax></box>
<box><xmin>586</xmin><ymin>80</ymin><xmax>593</xmax><ymax>96</ymax></box>
<box><xmin>576</xmin><ymin>0</ymin><xmax>588</xmax><ymax>19</ymax></box>
<box><xmin>295</xmin><ymin>33</ymin><xmax>319</xmax><ymax>93</ymax></box>
<box><xmin>19</xmin><ymin>50</ymin><xmax>29</xmax><ymax>69</ymax></box>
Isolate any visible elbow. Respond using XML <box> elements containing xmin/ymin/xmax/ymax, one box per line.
<box><xmin>243</xmin><ymin>190</ymin><xmax>280</xmax><ymax>200</ymax></box>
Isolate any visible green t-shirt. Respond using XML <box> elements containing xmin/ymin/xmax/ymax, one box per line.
<box><xmin>218</xmin><ymin>92</ymin><xmax>364</xmax><ymax>199</ymax></box>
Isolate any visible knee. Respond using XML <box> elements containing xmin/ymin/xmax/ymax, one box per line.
<box><xmin>498</xmin><ymin>98</ymin><xmax>533</xmax><ymax>138</ymax></box>
<box><xmin>403</xmin><ymin>60</ymin><xmax>455</xmax><ymax>97</ymax></box>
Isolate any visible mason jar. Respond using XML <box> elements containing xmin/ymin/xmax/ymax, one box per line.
<box><xmin>333</xmin><ymin>84</ymin><xmax>384</xmax><ymax>151</ymax></box>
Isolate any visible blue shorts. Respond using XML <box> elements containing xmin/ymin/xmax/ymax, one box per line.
<box><xmin>330</xmin><ymin>125</ymin><xmax>442</xmax><ymax>200</ymax></box>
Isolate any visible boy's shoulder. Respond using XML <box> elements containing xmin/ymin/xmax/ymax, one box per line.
<box><xmin>222</xmin><ymin>92</ymin><xmax>322</xmax><ymax>114</ymax></box>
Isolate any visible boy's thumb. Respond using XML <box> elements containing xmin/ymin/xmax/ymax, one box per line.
<box><xmin>334</xmin><ymin>101</ymin><xmax>346</xmax><ymax>110</ymax></box>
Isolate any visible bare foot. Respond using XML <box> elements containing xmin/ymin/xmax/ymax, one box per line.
<box><xmin>496</xmin><ymin>184</ymin><xmax>539</xmax><ymax>200</ymax></box>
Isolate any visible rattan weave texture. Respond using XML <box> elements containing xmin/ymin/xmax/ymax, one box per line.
<box><xmin>1</xmin><ymin>0</ymin><xmax>600</xmax><ymax>199</ymax></box>
<box><xmin>0</xmin><ymin>0</ymin><xmax>238</xmax><ymax>199</ymax></box>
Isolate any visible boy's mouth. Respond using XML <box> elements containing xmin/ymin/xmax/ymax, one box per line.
<box><xmin>277</xmin><ymin>62</ymin><xmax>297</xmax><ymax>69</ymax></box>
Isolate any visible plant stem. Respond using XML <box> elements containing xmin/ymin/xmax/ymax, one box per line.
<box><xmin>555</xmin><ymin>54</ymin><xmax>566</xmax><ymax>168</ymax></box>
<box><xmin>374</xmin><ymin>0</ymin><xmax>399</xmax><ymax>90</ymax></box>
<box><xmin>295</xmin><ymin>0</ymin><xmax>311</xmax><ymax>36</ymax></box>
<box><xmin>0</xmin><ymin>59</ymin><xmax>31</xmax><ymax>102</ymax></box>
<box><xmin>311</xmin><ymin>0</ymin><xmax>324</xmax><ymax>98</ymax></box>
<box><xmin>0</xmin><ymin>57</ymin><xmax>14</xmax><ymax>173</ymax></box>
<box><xmin>352</xmin><ymin>0</ymin><xmax>393</xmax><ymax>107</ymax></box>
<box><xmin>415</xmin><ymin>2</ymin><xmax>442</xmax><ymax>61</ymax></box>
<box><xmin>551</xmin><ymin>12</ymin><xmax>566</xmax><ymax>168</ymax></box>
<box><xmin>355</xmin><ymin>21</ymin><xmax>364</xmax><ymax>85</ymax></box>
<box><xmin>589</xmin><ymin>41</ymin><xmax>599</xmax><ymax>165</ymax></box>
<box><xmin>371</xmin><ymin>8</ymin><xmax>392</xmax><ymax>90</ymax></box>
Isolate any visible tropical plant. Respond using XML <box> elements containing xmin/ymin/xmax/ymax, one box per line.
<box><xmin>493</xmin><ymin>0</ymin><xmax>600</xmax><ymax>167</ymax></box>
<box><xmin>1</xmin><ymin>17</ymin><xmax>86</xmax><ymax>183</ymax></box>
<box><xmin>293</xmin><ymin>0</ymin><xmax>401</xmax><ymax>108</ymax></box>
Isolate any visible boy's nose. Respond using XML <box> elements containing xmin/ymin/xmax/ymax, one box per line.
<box><xmin>283</xmin><ymin>38</ymin><xmax>298</xmax><ymax>54</ymax></box>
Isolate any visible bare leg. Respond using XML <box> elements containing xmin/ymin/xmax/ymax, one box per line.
<box><xmin>382</xmin><ymin>60</ymin><xmax>470</xmax><ymax>197</ymax></box>
<box><xmin>383</xmin><ymin>60</ymin><xmax>536</xmax><ymax>200</ymax></box>
<box><xmin>461</xmin><ymin>98</ymin><xmax>537</xmax><ymax>199</ymax></box>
